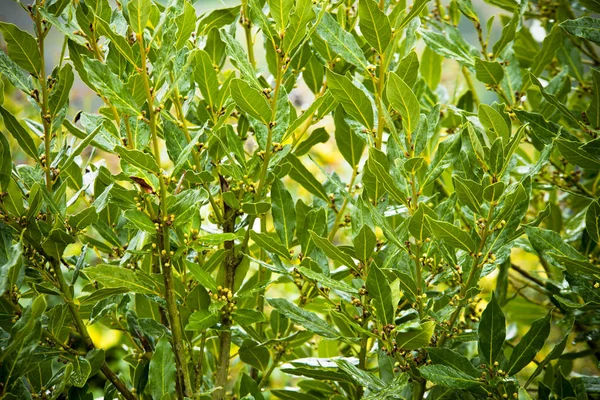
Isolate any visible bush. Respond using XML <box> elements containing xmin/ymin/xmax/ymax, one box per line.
<box><xmin>1</xmin><ymin>0</ymin><xmax>600</xmax><ymax>398</ymax></box>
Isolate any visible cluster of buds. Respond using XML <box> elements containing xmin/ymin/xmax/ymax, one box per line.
<box><xmin>209</xmin><ymin>286</ymin><xmax>237</xmax><ymax>322</ymax></box>
<box><xmin>483</xmin><ymin>252</ymin><xmax>496</xmax><ymax>264</ymax></box>
<box><xmin>493</xmin><ymin>219</ymin><xmax>507</xmax><ymax>231</ymax></box>
<box><xmin>476</xmin><ymin>217</ymin><xmax>487</xmax><ymax>231</ymax></box>
<box><xmin>24</xmin><ymin>246</ymin><xmax>47</xmax><ymax>269</ymax></box>
<box><xmin>350</xmin><ymin>296</ymin><xmax>362</xmax><ymax>307</ymax></box>
<box><xmin>183</xmin><ymin>229</ymin><xmax>201</xmax><ymax>245</ymax></box>
<box><xmin>419</xmin><ymin>253</ymin><xmax>435</xmax><ymax>268</ymax></box>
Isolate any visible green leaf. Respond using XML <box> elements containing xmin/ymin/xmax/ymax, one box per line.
<box><xmin>586</xmin><ymin>200</ymin><xmax>600</xmax><ymax>243</ymax></box>
<box><xmin>283</xmin><ymin>0</ymin><xmax>315</xmax><ymax>52</ymax></box>
<box><xmin>483</xmin><ymin>181</ymin><xmax>506</xmax><ymax>203</ymax></box>
<box><xmin>478</xmin><ymin>292</ymin><xmax>506</xmax><ymax>366</ymax></box>
<box><xmin>475</xmin><ymin>59</ymin><xmax>504</xmax><ymax>86</ymax></box>
<box><xmin>185</xmin><ymin>310</ymin><xmax>219</xmax><ymax>331</ymax></box>
<box><xmin>298</xmin><ymin>266</ymin><xmax>358</xmax><ymax>294</ymax></box>
<box><xmin>507</xmin><ymin>312</ymin><xmax>551</xmax><ymax>375</ymax></box>
<box><xmin>123</xmin><ymin>209</ymin><xmax>156</xmax><ymax>233</ymax></box>
<box><xmin>241</xmin><ymin>202</ymin><xmax>271</xmax><ymax>215</ymax></box>
<box><xmin>478</xmin><ymin>104</ymin><xmax>509</xmax><ymax>141</ymax></box>
<box><xmin>531</xmin><ymin>25</ymin><xmax>562</xmax><ymax>77</ymax></box>
<box><xmin>315</xmin><ymin>13</ymin><xmax>369</xmax><ymax>71</ymax></box>
<box><xmin>587</xmin><ymin>69</ymin><xmax>600</xmax><ymax>130</ymax></box>
<box><xmin>528</xmin><ymin>73</ymin><xmax>580</xmax><ymax>127</ymax></box>
<box><xmin>197</xmin><ymin>5</ymin><xmax>241</xmax><ymax>34</ymax></box>
<box><xmin>0</xmin><ymin>131</ymin><xmax>11</xmax><ymax>190</ymax></box>
<box><xmin>525</xmin><ymin>226</ymin><xmax>587</xmax><ymax>265</ymax></box>
<box><xmin>250</xmin><ymin>231</ymin><xmax>291</xmax><ymax>260</ymax></box>
<box><xmin>296</xmin><ymin>126</ymin><xmax>329</xmax><ymax>156</ymax></box>
<box><xmin>0</xmin><ymin>241</ymin><xmax>22</xmax><ymax>295</ymax></box>
<box><xmin>397</xmin><ymin>0</ymin><xmax>431</xmax><ymax>31</ymax></box>
<box><xmin>333</xmin><ymin>108</ymin><xmax>366</xmax><ymax>166</ymax></box>
<box><xmin>268</xmin><ymin>0</ymin><xmax>294</xmax><ymax>32</ymax></box>
<box><xmin>365</xmin><ymin>147</ymin><xmax>407</xmax><ymax>205</ymax></box>
<box><xmin>0</xmin><ymin>106</ymin><xmax>39</xmax><ymax>161</ymax></box>
<box><xmin>230</xmin><ymin>78</ymin><xmax>272</xmax><ymax>126</ymax></box>
<box><xmin>427</xmin><ymin>348</ymin><xmax>481</xmax><ymax>378</ymax></box>
<box><xmin>148</xmin><ymin>336</ymin><xmax>176</xmax><ymax>399</ymax></box>
<box><xmin>0</xmin><ymin>50</ymin><xmax>32</xmax><ymax>92</ymax></box>
<box><xmin>194</xmin><ymin>50</ymin><xmax>219</xmax><ymax>110</ymax></box>
<box><xmin>525</xmin><ymin>321</ymin><xmax>573</xmax><ymax>387</ymax></box>
<box><xmin>419</xmin><ymin>365</ymin><xmax>482</xmax><ymax>389</ymax></box>
<box><xmin>69</xmin><ymin>356</ymin><xmax>92</xmax><ymax>388</ymax></box>
<box><xmin>233</xmin><ymin>309</ymin><xmax>266</xmax><ymax>325</ymax></box>
<box><xmin>309</xmin><ymin>230</ymin><xmax>357</xmax><ymax>270</ymax></box>
<box><xmin>127</xmin><ymin>0</ymin><xmax>151</xmax><ymax>33</ymax></box>
<box><xmin>186</xmin><ymin>260</ymin><xmax>217</xmax><ymax>292</ymax></box>
<box><xmin>239</xmin><ymin>340</ymin><xmax>271</xmax><ymax>371</ymax></box>
<box><xmin>358</xmin><ymin>0</ymin><xmax>392</xmax><ymax>54</ymax></box>
<box><xmin>397</xmin><ymin>51</ymin><xmax>420</xmax><ymax>87</ymax></box>
<box><xmin>267</xmin><ymin>298</ymin><xmax>339</xmax><ymax>338</ymax></box>
<box><xmin>115</xmin><ymin>146</ymin><xmax>160</xmax><ymax>173</ymax></box>
<box><xmin>0</xmin><ymin>22</ymin><xmax>41</xmax><ymax>75</ymax></box>
<box><xmin>560</xmin><ymin>17</ymin><xmax>600</xmax><ymax>44</ymax></box>
<box><xmin>420</xmin><ymin>46</ymin><xmax>443</xmax><ymax>90</ymax></box>
<box><xmin>283</xmin><ymin>154</ymin><xmax>328</xmax><ymax>201</ymax></box>
<box><xmin>49</xmin><ymin>64</ymin><xmax>74</xmax><ymax>116</ymax></box>
<box><xmin>353</xmin><ymin>225</ymin><xmax>376</xmax><ymax>263</ymax></box>
<box><xmin>69</xmin><ymin>207</ymin><xmax>99</xmax><ymax>231</ymax></box>
<box><xmin>327</xmin><ymin>70</ymin><xmax>374</xmax><ymax>130</ymax></box>
<box><xmin>82</xmin><ymin>58</ymin><xmax>139</xmax><ymax>116</ymax></box>
<box><xmin>425</xmin><ymin>216</ymin><xmax>476</xmax><ymax>252</ymax></box>
<box><xmin>366</xmin><ymin>264</ymin><xmax>394</xmax><ymax>326</ymax></box>
<box><xmin>396</xmin><ymin>321</ymin><xmax>435</xmax><ymax>350</ymax></box>
<box><xmin>387</xmin><ymin>72</ymin><xmax>420</xmax><ymax>135</ymax></box>
<box><xmin>220</xmin><ymin>30</ymin><xmax>259</xmax><ymax>89</ymax></box>
<box><xmin>555</xmin><ymin>139</ymin><xmax>600</xmax><ymax>170</ymax></box>
<box><xmin>271</xmin><ymin>179</ymin><xmax>296</xmax><ymax>249</ymax></box>
<box><xmin>83</xmin><ymin>265</ymin><xmax>161</xmax><ymax>295</ymax></box>
<box><xmin>421</xmin><ymin>133</ymin><xmax>461</xmax><ymax>188</ymax></box>
<box><xmin>453</xmin><ymin>176</ymin><xmax>483</xmax><ymax>213</ymax></box>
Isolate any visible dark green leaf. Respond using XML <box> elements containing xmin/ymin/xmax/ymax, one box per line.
<box><xmin>478</xmin><ymin>292</ymin><xmax>506</xmax><ymax>366</ymax></box>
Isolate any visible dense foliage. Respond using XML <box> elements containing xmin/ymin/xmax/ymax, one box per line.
<box><xmin>1</xmin><ymin>0</ymin><xmax>600</xmax><ymax>398</ymax></box>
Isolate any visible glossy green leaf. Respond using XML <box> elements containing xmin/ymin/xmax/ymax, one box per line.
<box><xmin>586</xmin><ymin>200</ymin><xmax>600</xmax><ymax>243</ymax></box>
<box><xmin>309</xmin><ymin>230</ymin><xmax>357</xmax><ymax>270</ymax></box>
<box><xmin>327</xmin><ymin>70</ymin><xmax>374</xmax><ymax>130</ymax></box>
<box><xmin>0</xmin><ymin>106</ymin><xmax>39</xmax><ymax>161</ymax></box>
<box><xmin>478</xmin><ymin>292</ymin><xmax>506</xmax><ymax>366</ymax></box>
<box><xmin>230</xmin><ymin>78</ymin><xmax>272</xmax><ymax>125</ymax></box>
<box><xmin>475</xmin><ymin>59</ymin><xmax>504</xmax><ymax>86</ymax></box>
<box><xmin>507</xmin><ymin>312</ymin><xmax>551</xmax><ymax>375</ymax></box>
<box><xmin>419</xmin><ymin>365</ymin><xmax>482</xmax><ymax>389</ymax></box>
<box><xmin>366</xmin><ymin>264</ymin><xmax>394</xmax><ymax>326</ymax></box>
<box><xmin>0</xmin><ymin>22</ymin><xmax>41</xmax><ymax>75</ymax></box>
<box><xmin>387</xmin><ymin>72</ymin><xmax>420</xmax><ymax>135</ymax></box>
<box><xmin>358</xmin><ymin>0</ymin><xmax>392</xmax><ymax>54</ymax></box>
<box><xmin>271</xmin><ymin>179</ymin><xmax>296</xmax><ymax>249</ymax></box>
<box><xmin>560</xmin><ymin>17</ymin><xmax>600</xmax><ymax>44</ymax></box>
<box><xmin>425</xmin><ymin>216</ymin><xmax>476</xmax><ymax>252</ymax></box>
<box><xmin>267</xmin><ymin>298</ymin><xmax>339</xmax><ymax>338</ymax></box>
<box><xmin>148</xmin><ymin>336</ymin><xmax>176</xmax><ymax>399</ymax></box>
<box><xmin>315</xmin><ymin>13</ymin><xmax>369</xmax><ymax>71</ymax></box>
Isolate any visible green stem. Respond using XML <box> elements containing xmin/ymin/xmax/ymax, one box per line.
<box><xmin>462</xmin><ymin>66</ymin><xmax>480</xmax><ymax>108</ymax></box>
<box><xmin>34</xmin><ymin>5</ymin><xmax>52</xmax><ymax>192</ymax></box>
<box><xmin>137</xmin><ymin>33</ymin><xmax>192</xmax><ymax>399</ymax></box>
<box><xmin>375</xmin><ymin>53</ymin><xmax>386</xmax><ymax>150</ymax></box>
<box><xmin>328</xmin><ymin>166</ymin><xmax>358</xmax><ymax>240</ymax></box>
